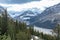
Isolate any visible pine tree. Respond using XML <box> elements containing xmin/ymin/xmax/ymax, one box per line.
<box><xmin>8</xmin><ymin>19</ymin><xmax>16</xmax><ymax>40</ymax></box>
<box><xmin>15</xmin><ymin>20</ymin><xmax>19</xmax><ymax>33</ymax></box>
<box><xmin>1</xmin><ymin>8</ymin><xmax>8</xmax><ymax>35</ymax></box>
<box><xmin>53</xmin><ymin>24</ymin><xmax>60</xmax><ymax>40</ymax></box>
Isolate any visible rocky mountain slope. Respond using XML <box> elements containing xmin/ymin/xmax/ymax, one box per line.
<box><xmin>29</xmin><ymin>3</ymin><xmax>60</xmax><ymax>29</ymax></box>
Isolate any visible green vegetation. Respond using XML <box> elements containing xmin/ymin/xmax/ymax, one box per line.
<box><xmin>0</xmin><ymin>9</ymin><xmax>31</xmax><ymax>40</ymax></box>
<box><xmin>53</xmin><ymin>24</ymin><xmax>60</xmax><ymax>40</ymax></box>
<box><xmin>0</xmin><ymin>8</ymin><xmax>60</xmax><ymax>40</ymax></box>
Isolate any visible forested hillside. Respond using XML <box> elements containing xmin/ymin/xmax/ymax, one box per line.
<box><xmin>0</xmin><ymin>8</ymin><xmax>60</xmax><ymax>40</ymax></box>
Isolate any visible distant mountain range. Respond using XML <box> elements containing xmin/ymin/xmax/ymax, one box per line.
<box><xmin>13</xmin><ymin>3</ymin><xmax>60</xmax><ymax>29</ymax></box>
<box><xmin>13</xmin><ymin>8</ymin><xmax>41</xmax><ymax>23</ymax></box>
<box><xmin>0</xmin><ymin>3</ymin><xmax>60</xmax><ymax>29</ymax></box>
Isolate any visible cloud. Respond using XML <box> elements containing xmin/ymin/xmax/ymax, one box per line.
<box><xmin>0</xmin><ymin>0</ymin><xmax>60</xmax><ymax>12</ymax></box>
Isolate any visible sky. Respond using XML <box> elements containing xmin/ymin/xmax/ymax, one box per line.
<box><xmin>0</xmin><ymin>0</ymin><xmax>40</xmax><ymax>4</ymax></box>
<box><xmin>0</xmin><ymin>0</ymin><xmax>60</xmax><ymax>12</ymax></box>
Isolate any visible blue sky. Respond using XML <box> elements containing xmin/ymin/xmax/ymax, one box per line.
<box><xmin>0</xmin><ymin>0</ymin><xmax>40</xmax><ymax>4</ymax></box>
